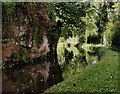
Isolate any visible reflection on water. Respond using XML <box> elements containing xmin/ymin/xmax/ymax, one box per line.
<box><xmin>57</xmin><ymin>40</ymin><xmax>104</xmax><ymax>78</ymax></box>
<box><xmin>2</xmin><ymin>59</ymin><xmax>63</xmax><ymax>93</ymax></box>
<box><xmin>57</xmin><ymin>42</ymin><xmax>87</xmax><ymax>78</ymax></box>
<box><xmin>57</xmin><ymin>39</ymin><xmax>80</xmax><ymax>65</ymax></box>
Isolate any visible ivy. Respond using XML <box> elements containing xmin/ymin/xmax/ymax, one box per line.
<box><xmin>33</xmin><ymin>17</ymin><xmax>43</xmax><ymax>48</ymax></box>
<box><xmin>2</xmin><ymin>2</ymin><xmax>16</xmax><ymax>15</ymax></box>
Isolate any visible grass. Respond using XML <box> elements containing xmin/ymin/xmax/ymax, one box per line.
<box><xmin>45</xmin><ymin>49</ymin><xmax>119</xmax><ymax>93</ymax></box>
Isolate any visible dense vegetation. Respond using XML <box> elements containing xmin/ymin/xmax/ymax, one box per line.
<box><xmin>2</xmin><ymin>1</ymin><xmax>120</xmax><ymax>93</ymax></box>
<box><xmin>46</xmin><ymin>49</ymin><xmax>119</xmax><ymax>92</ymax></box>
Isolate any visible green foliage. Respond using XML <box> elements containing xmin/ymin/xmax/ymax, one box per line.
<box><xmin>87</xmin><ymin>35</ymin><xmax>100</xmax><ymax>44</ymax></box>
<box><xmin>12</xmin><ymin>51</ymin><xmax>20</xmax><ymax>62</ymax></box>
<box><xmin>2</xmin><ymin>2</ymin><xmax>16</xmax><ymax>15</ymax></box>
<box><xmin>54</xmin><ymin>3</ymin><xmax>88</xmax><ymax>22</ymax></box>
<box><xmin>34</xmin><ymin>17</ymin><xmax>43</xmax><ymax>47</ymax></box>
<box><xmin>47</xmin><ymin>3</ymin><xmax>56</xmax><ymax>20</ymax></box>
<box><xmin>111</xmin><ymin>19</ymin><xmax>120</xmax><ymax>50</ymax></box>
<box><xmin>94</xmin><ymin>3</ymin><xmax>108</xmax><ymax>43</ymax></box>
<box><xmin>90</xmin><ymin>46</ymin><xmax>105</xmax><ymax>55</ymax></box>
<box><xmin>104</xmin><ymin>21</ymin><xmax>115</xmax><ymax>47</ymax></box>
<box><xmin>112</xmin><ymin>33</ymin><xmax>120</xmax><ymax>50</ymax></box>
<box><xmin>62</xmin><ymin>60</ymin><xmax>85</xmax><ymax>79</ymax></box>
<box><xmin>12</xmin><ymin>48</ymin><xmax>28</xmax><ymax>62</ymax></box>
<box><xmin>53</xmin><ymin>2</ymin><xmax>89</xmax><ymax>39</ymax></box>
<box><xmin>20</xmin><ymin>48</ymin><xmax>28</xmax><ymax>62</ymax></box>
<box><xmin>110</xmin><ymin>2</ymin><xmax>120</xmax><ymax>50</ymax></box>
<box><xmin>61</xmin><ymin>25</ymin><xmax>72</xmax><ymax>39</ymax></box>
<box><xmin>46</xmin><ymin>49</ymin><xmax>119</xmax><ymax>92</ymax></box>
<box><xmin>91</xmin><ymin>2</ymin><xmax>117</xmax><ymax>44</ymax></box>
<box><xmin>3</xmin><ymin>48</ymin><xmax>29</xmax><ymax>69</ymax></box>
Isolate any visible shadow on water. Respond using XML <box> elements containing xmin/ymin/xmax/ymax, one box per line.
<box><xmin>2</xmin><ymin>42</ymin><xmax>104</xmax><ymax>93</ymax></box>
<box><xmin>2</xmin><ymin>56</ymin><xmax>63</xmax><ymax>93</ymax></box>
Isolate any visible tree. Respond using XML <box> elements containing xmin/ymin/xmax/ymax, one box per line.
<box><xmin>53</xmin><ymin>2</ymin><xmax>89</xmax><ymax>39</ymax></box>
<box><xmin>2</xmin><ymin>2</ymin><xmax>63</xmax><ymax>93</ymax></box>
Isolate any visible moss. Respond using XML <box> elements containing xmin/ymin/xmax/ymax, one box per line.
<box><xmin>33</xmin><ymin>17</ymin><xmax>43</xmax><ymax>47</ymax></box>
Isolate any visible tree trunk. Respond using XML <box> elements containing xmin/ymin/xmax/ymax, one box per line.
<box><xmin>47</xmin><ymin>26</ymin><xmax>63</xmax><ymax>87</ymax></box>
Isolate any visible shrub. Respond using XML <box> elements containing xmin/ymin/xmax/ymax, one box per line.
<box><xmin>87</xmin><ymin>35</ymin><xmax>100</xmax><ymax>44</ymax></box>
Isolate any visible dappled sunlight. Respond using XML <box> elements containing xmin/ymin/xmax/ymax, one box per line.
<box><xmin>2</xmin><ymin>1</ymin><xmax>119</xmax><ymax>93</ymax></box>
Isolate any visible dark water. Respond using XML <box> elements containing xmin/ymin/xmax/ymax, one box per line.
<box><xmin>2</xmin><ymin>59</ymin><xmax>63</xmax><ymax>93</ymax></box>
<box><xmin>2</xmin><ymin>42</ymin><xmax>103</xmax><ymax>93</ymax></box>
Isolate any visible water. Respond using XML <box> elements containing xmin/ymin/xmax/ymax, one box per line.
<box><xmin>2</xmin><ymin>37</ymin><xmax>103</xmax><ymax>93</ymax></box>
<box><xmin>2</xmin><ymin>59</ymin><xmax>63</xmax><ymax>93</ymax></box>
<box><xmin>57</xmin><ymin>40</ymin><xmax>103</xmax><ymax>79</ymax></box>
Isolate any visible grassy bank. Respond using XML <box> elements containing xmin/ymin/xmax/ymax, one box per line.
<box><xmin>45</xmin><ymin>49</ymin><xmax>119</xmax><ymax>93</ymax></box>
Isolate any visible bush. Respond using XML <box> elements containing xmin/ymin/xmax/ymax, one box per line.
<box><xmin>88</xmin><ymin>35</ymin><xmax>100</xmax><ymax>44</ymax></box>
<box><xmin>111</xmin><ymin>17</ymin><xmax>120</xmax><ymax>51</ymax></box>
<box><xmin>111</xmin><ymin>31</ymin><xmax>120</xmax><ymax>51</ymax></box>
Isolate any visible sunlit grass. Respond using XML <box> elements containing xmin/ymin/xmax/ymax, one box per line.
<box><xmin>45</xmin><ymin>49</ymin><xmax>119</xmax><ymax>92</ymax></box>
